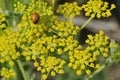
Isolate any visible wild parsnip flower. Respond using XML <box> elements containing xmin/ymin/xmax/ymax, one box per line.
<box><xmin>14</xmin><ymin>0</ymin><xmax>54</xmax><ymax>49</ymax></box>
<box><xmin>12</xmin><ymin>0</ymin><xmax>79</xmax><ymax>78</ymax></box>
<box><xmin>0</xmin><ymin>13</ymin><xmax>7</xmax><ymax>29</ymax></box>
<box><xmin>36</xmin><ymin>56</ymin><xmax>65</xmax><ymax>79</ymax></box>
<box><xmin>68</xmin><ymin>30</ymin><xmax>110</xmax><ymax>75</ymax></box>
<box><xmin>0</xmin><ymin>28</ymin><xmax>20</xmax><ymax>65</ymax></box>
<box><xmin>14</xmin><ymin>2</ymin><xmax>26</xmax><ymax>14</ymax></box>
<box><xmin>51</xmin><ymin>20</ymin><xmax>80</xmax><ymax>37</ymax></box>
<box><xmin>14</xmin><ymin>0</ymin><xmax>53</xmax><ymax>21</ymax></box>
<box><xmin>85</xmin><ymin>30</ymin><xmax>109</xmax><ymax>57</ymax></box>
<box><xmin>68</xmin><ymin>47</ymin><xmax>99</xmax><ymax>75</ymax></box>
<box><xmin>0</xmin><ymin>68</ymin><xmax>15</xmax><ymax>79</ymax></box>
<box><xmin>82</xmin><ymin>0</ymin><xmax>116</xmax><ymax>18</ymax></box>
<box><xmin>57</xmin><ymin>2</ymin><xmax>82</xmax><ymax>19</ymax></box>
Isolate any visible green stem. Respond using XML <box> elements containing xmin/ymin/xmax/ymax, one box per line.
<box><xmin>81</xmin><ymin>17</ymin><xmax>93</xmax><ymax>30</ymax></box>
<box><xmin>0</xmin><ymin>0</ymin><xmax>5</xmax><ymax>13</ymax></box>
<box><xmin>0</xmin><ymin>0</ymin><xmax>2</xmax><ymax>12</ymax></box>
<box><xmin>52</xmin><ymin>0</ymin><xmax>55</xmax><ymax>11</ymax></box>
<box><xmin>17</xmin><ymin>60</ymin><xmax>28</xmax><ymax>80</ymax></box>
<box><xmin>85</xmin><ymin>64</ymin><xmax>106</xmax><ymax>80</ymax></box>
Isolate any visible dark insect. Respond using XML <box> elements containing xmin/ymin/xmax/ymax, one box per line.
<box><xmin>31</xmin><ymin>12</ymin><xmax>40</xmax><ymax>24</ymax></box>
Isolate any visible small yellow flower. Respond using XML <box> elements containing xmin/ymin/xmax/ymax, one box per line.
<box><xmin>68</xmin><ymin>63</ymin><xmax>73</xmax><ymax>67</ymax></box>
<box><xmin>32</xmin><ymin>55</ymin><xmax>36</xmax><ymax>60</ymax></box>
<box><xmin>9</xmin><ymin>60</ymin><xmax>14</xmax><ymax>66</ymax></box>
<box><xmin>81</xmin><ymin>64</ymin><xmax>85</xmax><ymax>69</ymax></box>
<box><xmin>50</xmin><ymin>47</ymin><xmax>55</xmax><ymax>52</ymax></box>
<box><xmin>26</xmin><ymin>56</ymin><xmax>31</xmax><ymax>61</ymax></box>
<box><xmin>58</xmin><ymin>69</ymin><xmax>64</xmax><ymax>74</ymax></box>
<box><xmin>57</xmin><ymin>48</ymin><xmax>63</xmax><ymax>54</ymax></box>
<box><xmin>37</xmin><ymin>67</ymin><xmax>42</xmax><ymax>71</ymax></box>
<box><xmin>86</xmin><ymin>69</ymin><xmax>91</xmax><ymax>75</ymax></box>
<box><xmin>96</xmin><ymin>64</ymin><xmax>100</xmax><ymax>68</ymax></box>
<box><xmin>103</xmin><ymin>53</ymin><xmax>108</xmax><ymax>57</ymax></box>
<box><xmin>51</xmin><ymin>71</ymin><xmax>56</xmax><ymax>76</ymax></box>
<box><xmin>42</xmin><ymin>74</ymin><xmax>47</xmax><ymax>80</ymax></box>
<box><xmin>76</xmin><ymin>70</ymin><xmax>82</xmax><ymax>75</ymax></box>
<box><xmin>34</xmin><ymin>61</ymin><xmax>39</xmax><ymax>67</ymax></box>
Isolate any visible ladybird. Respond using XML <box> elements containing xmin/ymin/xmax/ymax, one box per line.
<box><xmin>31</xmin><ymin>12</ymin><xmax>40</xmax><ymax>24</ymax></box>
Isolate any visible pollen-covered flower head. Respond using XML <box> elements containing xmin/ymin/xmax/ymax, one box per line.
<box><xmin>0</xmin><ymin>28</ymin><xmax>20</xmax><ymax>66</ymax></box>
<box><xmin>85</xmin><ymin>30</ymin><xmax>110</xmax><ymax>57</ymax></box>
<box><xmin>0</xmin><ymin>68</ymin><xmax>15</xmax><ymax>79</ymax></box>
<box><xmin>12</xmin><ymin>0</ymin><xmax>81</xmax><ymax>78</ymax></box>
<box><xmin>82</xmin><ymin>0</ymin><xmax>116</xmax><ymax>18</ymax></box>
<box><xmin>57</xmin><ymin>2</ymin><xmax>82</xmax><ymax>19</ymax></box>
<box><xmin>68</xmin><ymin>30</ymin><xmax>111</xmax><ymax>76</ymax></box>
<box><xmin>35</xmin><ymin>56</ymin><xmax>65</xmax><ymax>79</ymax></box>
<box><xmin>14</xmin><ymin>0</ymin><xmax>53</xmax><ymax>16</ymax></box>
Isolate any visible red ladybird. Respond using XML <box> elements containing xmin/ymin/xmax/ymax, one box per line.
<box><xmin>31</xmin><ymin>12</ymin><xmax>40</xmax><ymax>24</ymax></box>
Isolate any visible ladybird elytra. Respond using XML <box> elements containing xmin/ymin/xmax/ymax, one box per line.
<box><xmin>31</xmin><ymin>12</ymin><xmax>40</xmax><ymax>24</ymax></box>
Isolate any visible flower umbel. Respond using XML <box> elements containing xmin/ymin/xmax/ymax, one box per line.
<box><xmin>86</xmin><ymin>30</ymin><xmax>109</xmax><ymax>57</ymax></box>
<box><xmin>68</xmin><ymin>30</ymin><xmax>110</xmax><ymax>75</ymax></box>
<box><xmin>36</xmin><ymin>56</ymin><xmax>65</xmax><ymax>79</ymax></box>
<box><xmin>0</xmin><ymin>68</ymin><xmax>15</xmax><ymax>79</ymax></box>
<box><xmin>82</xmin><ymin>0</ymin><xmax>116</xmax><ymax>18</ymax></box>
<box><xmin>57</xmin><ymin>2</ymin><xmax>82</xmax><ymax>19</ymax></box>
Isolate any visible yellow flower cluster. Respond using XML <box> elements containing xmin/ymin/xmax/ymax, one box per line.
<box><xmin>12</xmin><ymin>1</ymin><xmax>83</xmax><ymax>78</ymax></box>
<box><xmin>0</xmin><ymin>68</ymin><xmax>15</xmax><ymax>79</ymax></box>
<box><xmin>68</xmin><ymin>45</ymin><xmax>100</xmax><ymax>75</ymax></box>
<box><xmin>35</xmin><ymin>56</ymin><xmax>65</xmax><ymax>79</ymax></box>
<box><xmin>11</xmin><ymin>0</ymin><xmax>77</xmax><ymax>78</ymax></box>
<box><xmin>17</xmin><ymin>16</ymin><xmax>81</xmax><ymax>78</ymax></box>
<box><xmin>82</xmin><ymin>0</ymin><xmax>116</xmax><ymax>18</ymax></box>
<box><xmin>14</xmin><ymin>0</ymin><xmax>53</xmax><ymax>16</ymax></box>
<box><xmin>68</xmin><ymin>30</ymin><xmax>110</xmax><ymax>75</ymax></box>
<box><xmin>14</xmin><ymin>2</ymin><xmax>26</xmax><ymax>14</ymax></box>
<box><xmin>32</xmin><ymin>36</ymin><xmax>79</xmax><ymax>55</ymax></box>
<box><xmin>0</xmin><ymin>0</ymin><xmax>117</xmax><ymax>79</ymax></box>
<box><xmin>0</xmin><ymin>13</ymin><xmax>7</xmax><ymax>29</ymax></box>
<box><xmin>57</xmin><ymin>2</ymin><xmax>82</xmax><ymax>19</ymax></box>
<box><xmin>14</xmin><ymin>0</ymin><xmax>53</xmax><ymax>27</ymax></box>
<box><xmin>86</xmin><ymin>30</ymin><xmax>109</xmax><ymax>57</ymax></box>
<box><xmin>51</xmin><ymin>20</ymin><xmax>80</xmax><ymax>37</ymax></box>
<box><xmin>29</xmin><ymin>0</ymin><xmax>53</xmax><ymax>16</ymax></box>
<box><xmin>0</xmin><ymin>28</ymin><xmax>20</xmax><ymax>66</ymax></box>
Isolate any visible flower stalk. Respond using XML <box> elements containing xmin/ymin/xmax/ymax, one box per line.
<box><xmin>81</xmin><ymin>16</ymin><xmax>93</xmax><ymax>30</ymax></box>
<box><xmin>52</xmin><ymin>0</ymin><xmax>55</xmax><ymax>11</ymax></box>
<box><xmin>17</xmin><ymin>60</ymin><xmax>28</xmax><ymax>80</ymax></box>
<box><xmin>85</xmin><ymin>64</ymin><xmax>106</xmax><ymax>80</ymax></box>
